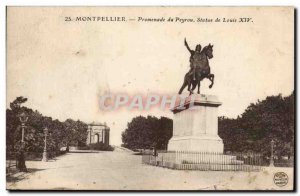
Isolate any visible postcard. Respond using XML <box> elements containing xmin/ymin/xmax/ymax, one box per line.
<box><xmin>6</xmin><ymin>6</ymin><xmax>294</xmax><ymax>191</ymax></box>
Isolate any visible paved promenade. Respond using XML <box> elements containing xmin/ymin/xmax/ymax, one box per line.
<box><xmin>7</xmin><ymin>150</ymin><xmax>293</xmax><ymax>190</ymax></box>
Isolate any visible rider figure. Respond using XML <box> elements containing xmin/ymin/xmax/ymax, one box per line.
<box><xmin>184</xmin><ymin>38</ymin><xmax>201</xmax><ymax>80</ymax></box>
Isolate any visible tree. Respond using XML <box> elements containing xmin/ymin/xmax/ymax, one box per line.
<box><xmin>7</xmin><ymin>96</ymin><xmax>30</xmax><ymax>171</ymax></box>
<box><xmin>218</xmin><ymin>92</ymin><xmax>294</xmax><ymax>158</ymax></box>
<box><xmin>121</xmin><ymin>115</ymin><xmax>173</xmax><ymax>150</ymax></box>
<box><xmin>6</xmin><ymin>96</ymin><xmax>28</xmax><ymax>150</ymax></box>
<box><xmin>218</xmin><ymin>116</ymin><xmax>249</xmax><ymax>152</ymax></box>
<box><xmin>6</xmin><ymin>96</ymin><xmax>89</xmax><ymax>164</ymax></box>
<box><xmin>156</xmin><ymin>117</ymin><xmax>173</xmax><ymax>150</ymax></box>
<box><xmin>62</xmin><ymin>119</ymin><xmax>88</xmax><ymax>152</ymax></box>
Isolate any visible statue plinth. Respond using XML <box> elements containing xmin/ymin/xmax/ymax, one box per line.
<box><xmin>168</xmin><ymin>94</ymin><xmax>224</xmax><ymax>153</ymax></box>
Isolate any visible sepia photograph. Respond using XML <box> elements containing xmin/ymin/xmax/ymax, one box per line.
<box><xmin>6</xmin><ymin>6</ymin><xmax>295</xmax><ymax>191</ymax></box>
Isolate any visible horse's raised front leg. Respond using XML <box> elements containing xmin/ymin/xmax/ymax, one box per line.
<box><xmin>208</xmin><ymin>74</ymin><xmax>214</xmax><ymax>88</ymax></box>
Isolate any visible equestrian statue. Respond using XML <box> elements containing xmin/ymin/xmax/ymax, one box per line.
<box><xmin>178</xmin><ymin>38</ymin><xmax>215</xmax><ymax>95</ymax></box>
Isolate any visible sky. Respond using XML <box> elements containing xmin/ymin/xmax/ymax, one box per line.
<box><xmin>7</xmin><ymin>7</ymin><xmax>294</xmax><ymax>145</ymax></box>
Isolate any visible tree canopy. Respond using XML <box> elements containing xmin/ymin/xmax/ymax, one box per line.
<box><xmin>121</xmin><ymin>116</ymin><xmax>172</xmax><ymax>150</ymax></box>
<box><xmin>219</xmin><ymin>92</ymin><xmax>294</xmax><ymax>157</ymax></box>
<box><xmin>6</xmin><ymin>96</ymin><xmax>88</xmax><ymax>155</ymax></box>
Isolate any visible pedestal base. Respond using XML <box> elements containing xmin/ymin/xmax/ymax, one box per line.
<box><xmin>168</xmin><ymin>94</ymin><xmax>224</xmax><ymax>153</ymax></box>
<box><xmin>168</xmin><ymin>135</ymin><xmax>224</xmax><ymax>153</ymax></box>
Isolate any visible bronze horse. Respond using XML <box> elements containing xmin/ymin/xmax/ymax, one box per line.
<box><xmin>178</xmin><ymin>42</ymin><xmax>214</xmax><ymax>95</ymax></box>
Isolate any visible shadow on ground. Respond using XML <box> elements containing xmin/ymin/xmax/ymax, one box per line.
<box><xmin>69</xmin><ymin>151</ymin><xmax>101</xmax><ymax>153</ymax></box>
<box><xmin>6</xmin><ymin>168</ymin><xmax>45</xmax><ymax>183</ymax></box>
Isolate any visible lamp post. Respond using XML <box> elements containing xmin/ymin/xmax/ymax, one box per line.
<box><xmin>42</xmin><ymin>127</ymin><xmax>49</xmax><ymax>162</ymax></box>
<box><xmin>17</xmin><ymin>111</ymin><xmax>28</xmax><ymax>172</ymax></box>
<box><xmin>270</xmin><ymin>139</ymin><xmax>275</xmax><ymax>167</ymax></box>
<box><xmin>18</xmin><ymin>112</ymin><xmax>29</xmax><ymax>143</ymax></box>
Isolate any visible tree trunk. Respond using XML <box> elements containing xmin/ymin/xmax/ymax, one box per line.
<box><xmin>66</xmin><ymin>144</ymin><xmax>69</xmax><ymax>152</ymax></box>
<box><xmin>16</xmin><ymin>151</ymin><xmax>27</xmax><ymax>172</ymax></box>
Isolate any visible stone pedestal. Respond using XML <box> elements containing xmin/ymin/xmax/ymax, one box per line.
<box><xmin>168</xmin><ymin>94</ymin><xmax>224</xmax><ymax>153</ymax></box>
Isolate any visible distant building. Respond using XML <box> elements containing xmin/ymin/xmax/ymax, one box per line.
<box><xmin>86</xmin><ymin>122</ymin><xmax>110</xmax><ymax>146</ymax></box>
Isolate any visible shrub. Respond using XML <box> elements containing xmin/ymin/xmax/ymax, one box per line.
<box><xmin>80</xmin><ymin>142</ymin><xmax>114</xmax><ymax>151</ymax></box>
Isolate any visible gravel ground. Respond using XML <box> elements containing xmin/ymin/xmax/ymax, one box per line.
<box><xmin>7</xmin><ymin>151</ymin><xmax>294</xmax><ymax>191</ymax></box>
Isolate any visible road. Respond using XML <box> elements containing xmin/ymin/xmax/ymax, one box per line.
<box><xmin>7</xmin><ymin>150</ymin><xmax>294</xmax><ymax>190</ymax></box>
